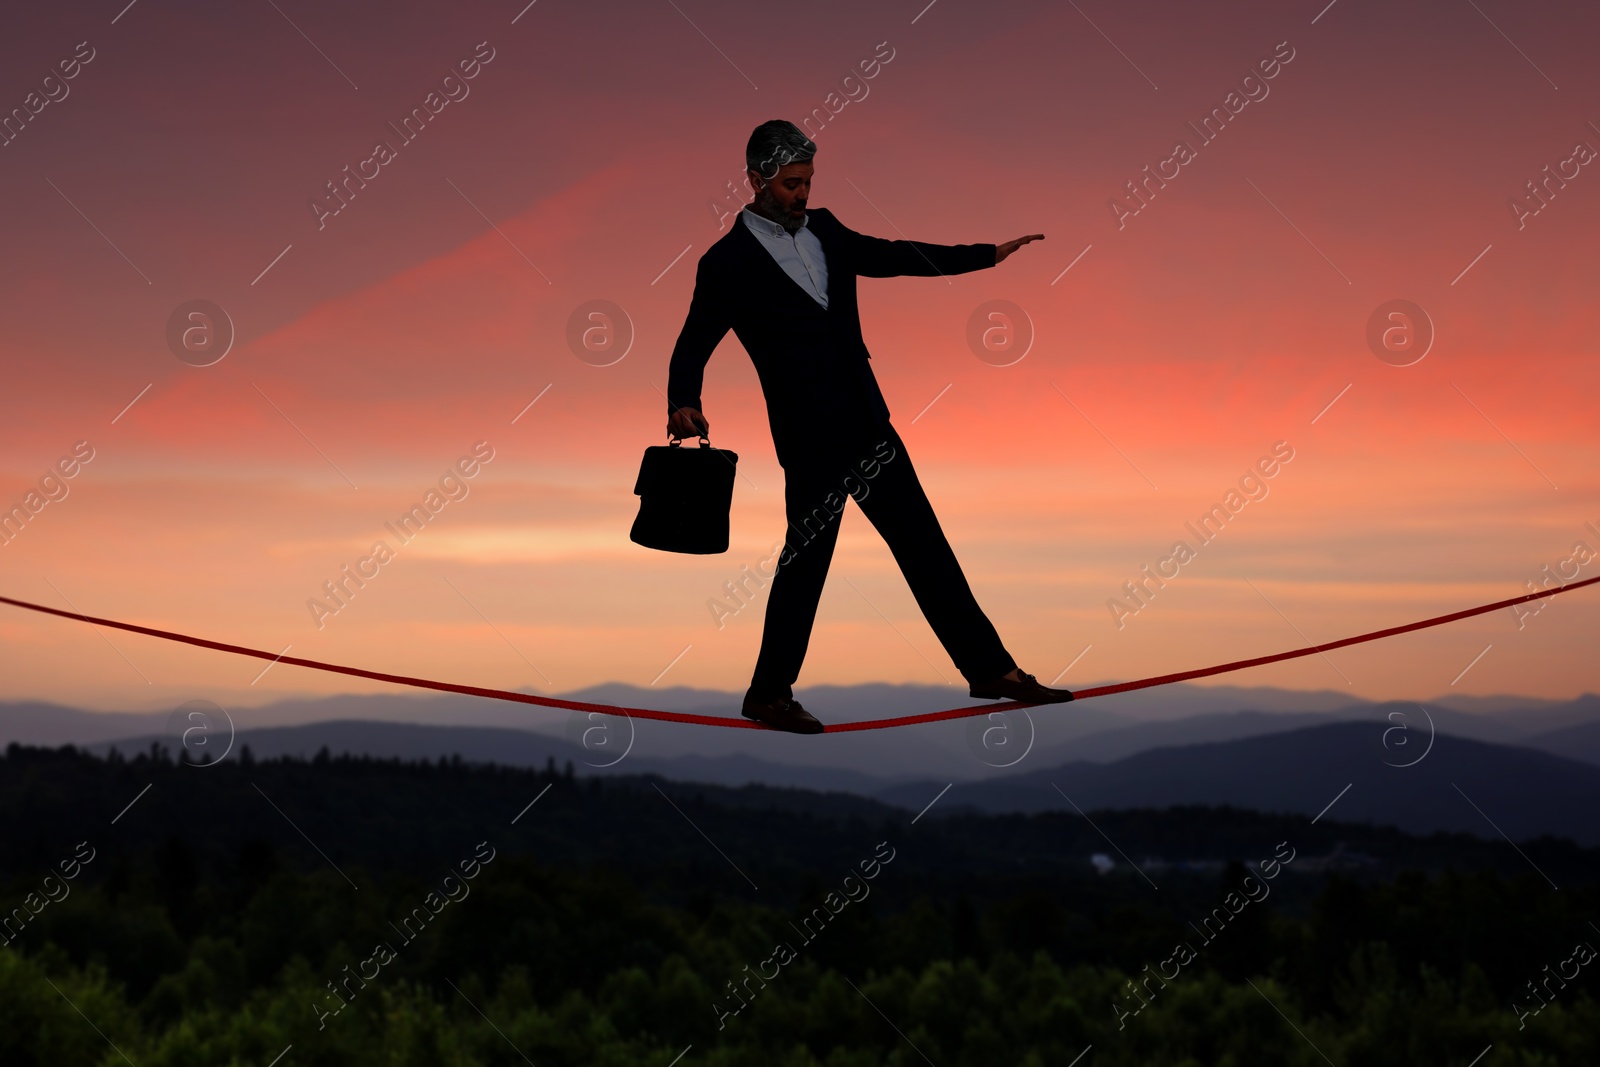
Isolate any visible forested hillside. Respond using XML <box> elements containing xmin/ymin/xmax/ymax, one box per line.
<box><xmin>0</xmin><ymin>743</ymin><xmax>1593</xmax><ymax>1065</ymax></box>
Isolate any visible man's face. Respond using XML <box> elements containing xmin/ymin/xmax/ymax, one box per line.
<box><xmin>749</xmin><ymin>160</ymin><xmax>812</xmax><ymax>231</ymax></box>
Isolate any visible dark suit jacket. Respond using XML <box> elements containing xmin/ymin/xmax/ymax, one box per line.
<box><xmin>665</xmin><ymin>207</ymin><xmax>996</xmax><ymax>467</ymax></box>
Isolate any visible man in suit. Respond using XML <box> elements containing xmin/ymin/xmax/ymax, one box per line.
<box><xmin>666</xmin><ymin>119</ymin><xmax>1074</xmax><ymax>734</ymax></box>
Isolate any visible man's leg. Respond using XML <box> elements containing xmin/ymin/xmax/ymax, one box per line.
<box><xmin>746</xmin><ymin>453</ymin><xmax>852</xmax><ymax>702</ymax></box>
<box><xmin>851</xmin><ymin>425</ymin><xmax>1017</xmax><ymax>687</ymax></box>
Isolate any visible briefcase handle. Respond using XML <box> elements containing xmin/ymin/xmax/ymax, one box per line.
<box><xmin>667</xmin><ymin>432</ymin><xmax>714</xmax><ymax>448</ymax></box>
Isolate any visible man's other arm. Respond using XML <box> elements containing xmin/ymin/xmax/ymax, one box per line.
<box><xmin>665</xmin><ymin>256</ymin><xmax>733</xmax><ymax>433</ymax></box>
<box><xmin>821</xmin><ymin>208</ymin><xmax>997</xmax><ymax>278</ymax></box>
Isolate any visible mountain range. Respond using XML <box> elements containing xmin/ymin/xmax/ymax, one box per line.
<box><xmin>8</xmin><ymin>680</ymin><xmax>1595</xmax><ymax>847</ymax></box>
<box><xmin>9</xmin><ymin>680</ymin><xmax>1597</xmax><ymax>772</ymax></box>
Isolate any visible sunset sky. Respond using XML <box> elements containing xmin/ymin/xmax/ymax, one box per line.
<box><xmin>0</xmin><ymin>0</ymin><xmax>1595</xmax><ymax>717</ymax></box>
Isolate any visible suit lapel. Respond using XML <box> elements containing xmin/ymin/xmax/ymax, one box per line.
<box><xmin>734</xmin><ymin>211</ymin><xmax>831</xmax><ymax>312</ymax></box>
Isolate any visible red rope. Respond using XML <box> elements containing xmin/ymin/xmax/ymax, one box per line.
<box><xmin>2</xmin><ymin>575</ymin><xmax>1595</xmax><ymax>733</ymax></box>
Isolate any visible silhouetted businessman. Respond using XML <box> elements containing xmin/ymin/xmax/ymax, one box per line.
<box><xmin>666</xmin><ymin>119</ymin><xmax>1073</xmax><ymax>733</ymax></box>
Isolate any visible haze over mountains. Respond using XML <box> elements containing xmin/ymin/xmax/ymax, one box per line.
<box><xmin>6</xmin><ymin>680</ymin><xmax>1597</xmax><ymax>768</ymax></box>
<box><xmin>5</xmin><ymin>681</ymin><xmax>1598</xmax><ymax>846</ymax></box>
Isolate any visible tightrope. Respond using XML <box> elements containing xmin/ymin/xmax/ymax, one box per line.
<box><xmin>2</xmin><ymin>575</ymin><xmax>1595</xmax><ymax>732</ymax></box>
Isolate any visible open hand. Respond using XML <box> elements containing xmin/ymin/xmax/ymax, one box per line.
<box><xmin>995</xmin><ymin>233</ymin><xmax>1045</xmax><ymax>264</ymax></box>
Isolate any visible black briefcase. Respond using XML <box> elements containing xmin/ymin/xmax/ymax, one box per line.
<box><xmin>629</xmin><ymin>434</ymin><xmax>739</xmax><ymax>554</ymax></box>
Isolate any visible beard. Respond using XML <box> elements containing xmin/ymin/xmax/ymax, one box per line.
<box><xmin>751</xmin><ymin>184</ymin><xmax>806</xmax><ymax>234</ymax></box>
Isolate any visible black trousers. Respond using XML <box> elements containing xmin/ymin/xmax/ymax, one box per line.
<box><xmin>747</xmin><ymin>423</ymin><xmax>1017</xmax><ymax>701</ymax></box>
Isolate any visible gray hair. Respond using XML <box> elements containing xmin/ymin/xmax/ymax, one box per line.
<box><xmin>745</xmin><ymin>119</ymin><xmax>816</xmax><ymax>181</ymax></box>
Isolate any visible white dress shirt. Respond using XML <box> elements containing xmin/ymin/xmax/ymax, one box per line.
<box><xmin>741</xmin><ymin>205</ymin><xmax>829</xmax><ymax>309</ymax></box>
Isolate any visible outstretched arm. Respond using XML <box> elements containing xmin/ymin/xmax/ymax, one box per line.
<box><xmin>664</xmin><ymin>257</ymin><xmax>731</xmax><ymax>437</ymax></box>
<box><xmin>823</xmin><ymin>209</ymin><xmax>998</xmax><ymax>278</ymax></box>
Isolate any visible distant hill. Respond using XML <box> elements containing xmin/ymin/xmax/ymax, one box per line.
<box><xmin>0</xmin><ymin>701</ymin><xmax>171</xmax><ymax>745</ymax></box>
<box><xmin>1526</xmin><ymin>718</ymin><xmax>1600</xmax><ymax>767</ymax></box>
<box><xmin>83</xmin><ymin>719</ymin><xmax>905</xmax><ymax>795</ymax></box>
<box><xmin>1024</xmin><ymin>699</ymin><xmax>1600</xmax><ymax>767</ymax></box>
<box><xmin>1026</xmin><ymin>709</ymin><xmax>1360</xmax><ymax>766</ymax></box>
<box><xmin>877</xmin><ymin>721</ymin><xmax>1600</xmax><ymax>847</ymax></box>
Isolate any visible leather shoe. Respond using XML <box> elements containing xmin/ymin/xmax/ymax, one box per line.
<box><xmin>969</xmin><ymin>669</ymin><xmax>1075</xmax><ymax>704</ymax></box>
<box><xmin>741</xmin><ymin>695</ymin><xmax>826</xmax><ymax>734</ymax></box>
